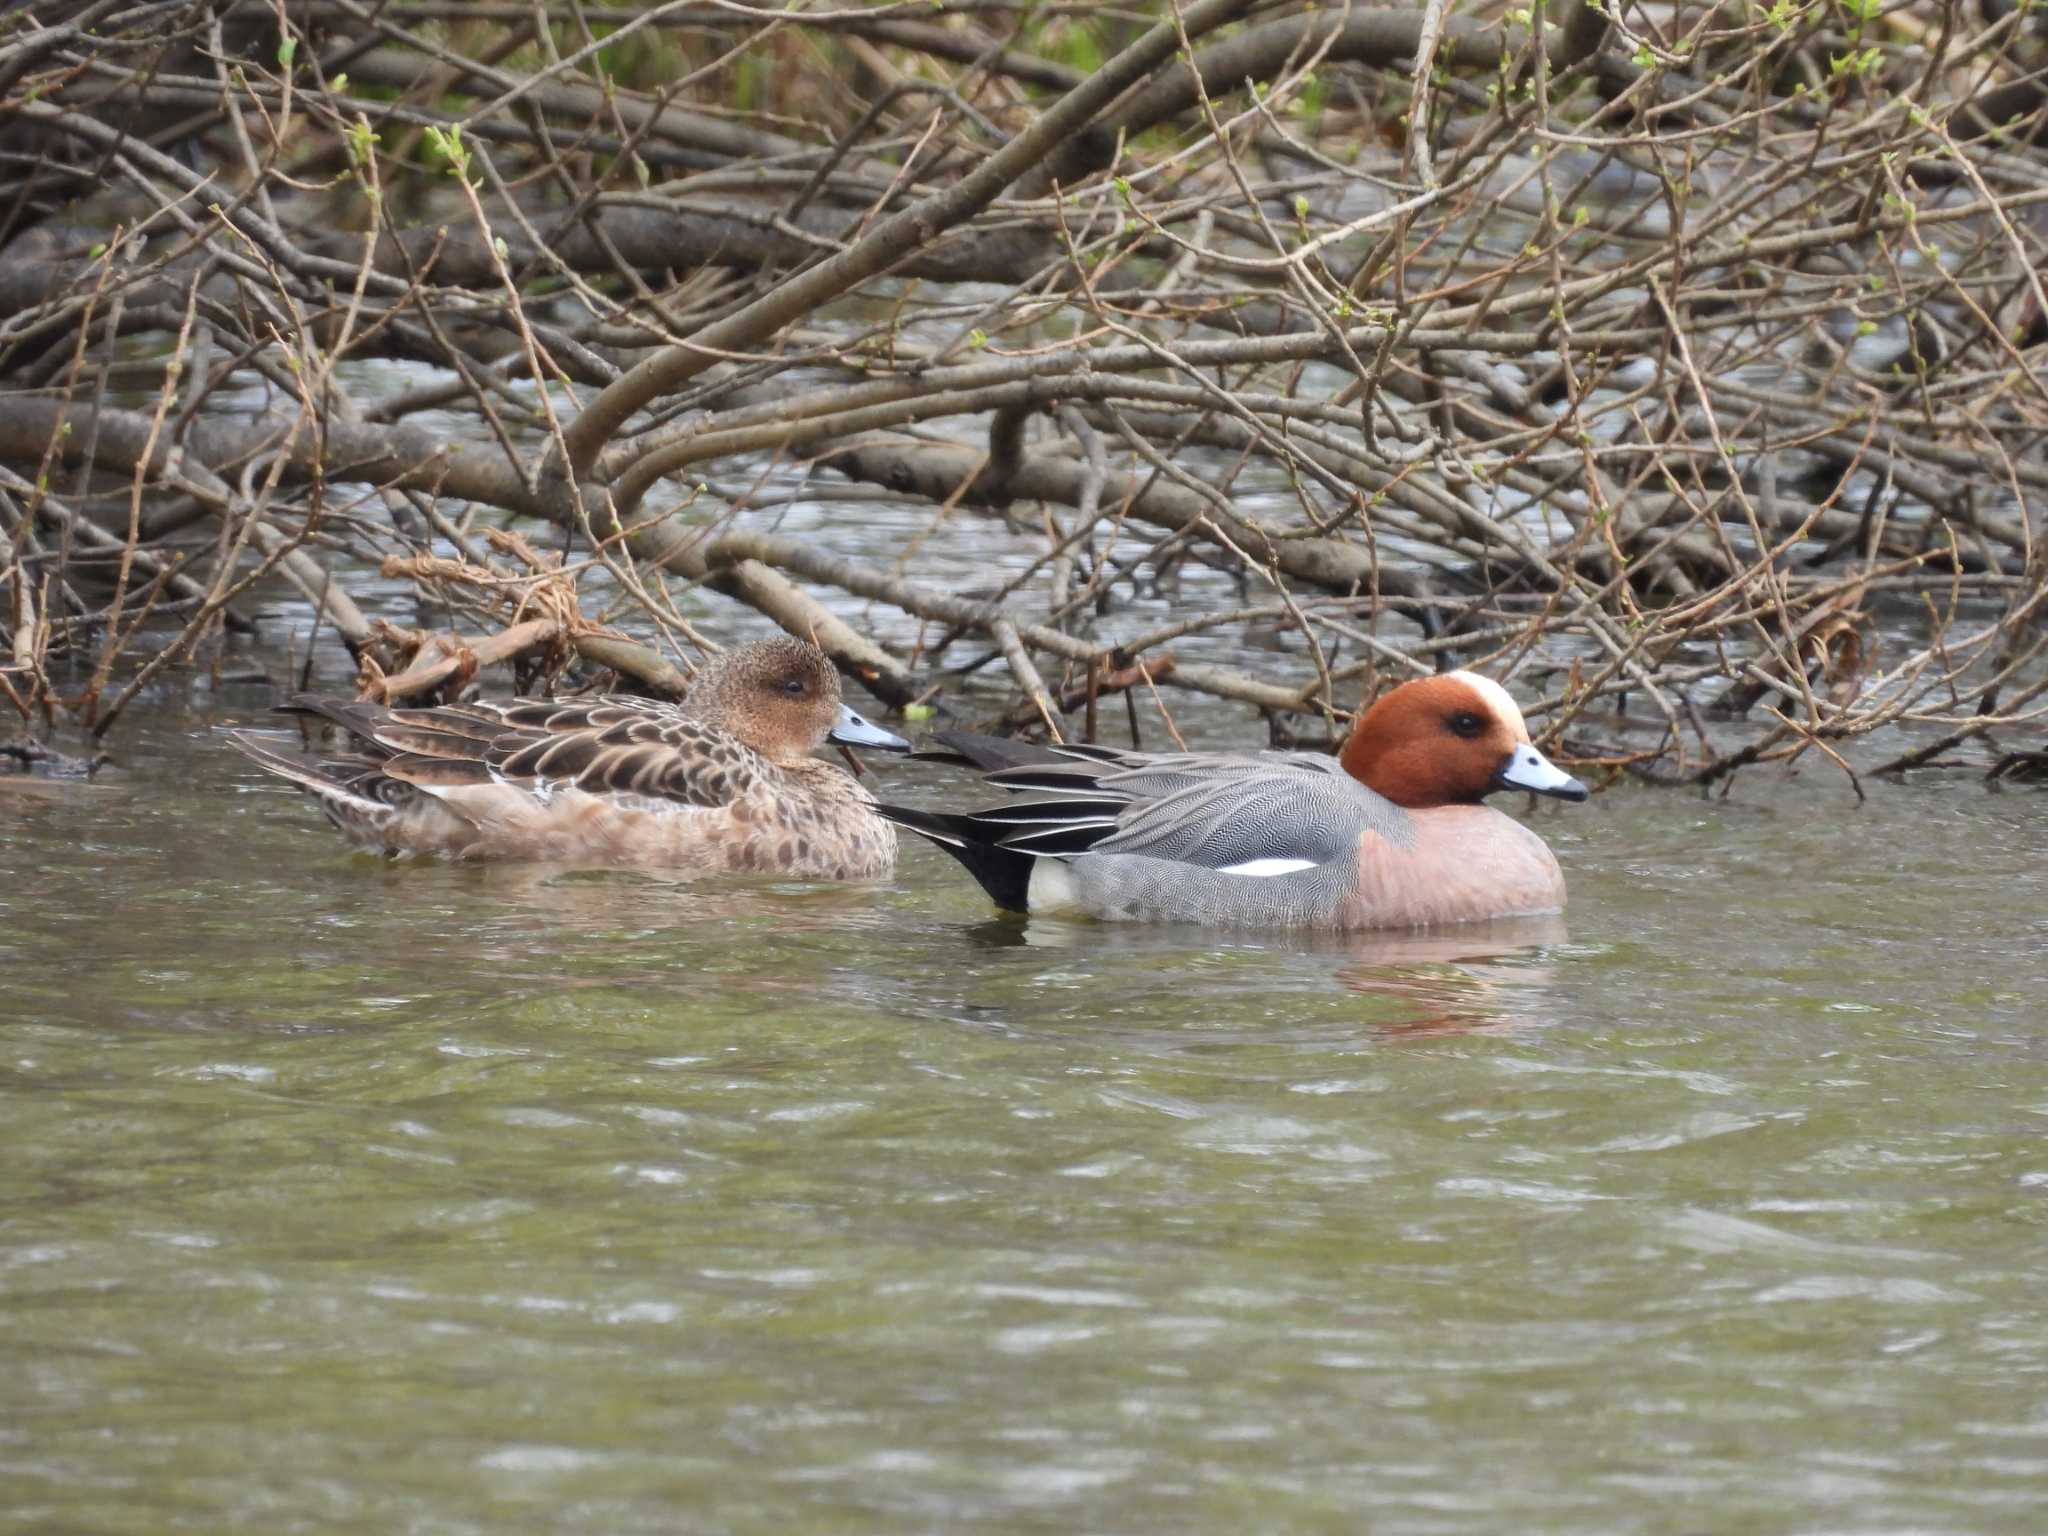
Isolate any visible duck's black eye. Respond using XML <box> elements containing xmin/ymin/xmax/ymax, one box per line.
<box><xmin>1448</xmin><ymin>711</ymin><xmax>1484</xmax><ymax>738</ymax></box>
<box><xmin>781</xmin><ymin>676</ymin><xmax>807</xmax><ymax>697</ymax></box>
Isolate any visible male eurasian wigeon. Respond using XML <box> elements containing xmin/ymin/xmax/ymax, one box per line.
<box><xmin>877</xmin><ymin>670</ymin><xmax>1586</xmax><ymax>928</ymax></box>
<box><xmin>231</xmin><ymin>637</ymin><xmax>907</xmax><ymax>879</ymax></box>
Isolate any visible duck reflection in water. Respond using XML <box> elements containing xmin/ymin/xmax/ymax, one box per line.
<box><xmin>1329</xmin><ymin>912</ymin><xmax>1566</xmax><ymax>1035</ymax></box>
<box><xmin>962</xmin><ymin>911</ymin><xmax>1567</xmax><ymax>1036</ymax></box>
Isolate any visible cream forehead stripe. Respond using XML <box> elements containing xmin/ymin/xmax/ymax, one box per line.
<box><xmin>1444</xmin><ymin>670</ymin><xmax>1530</xmax><ymax>741</ymax></box>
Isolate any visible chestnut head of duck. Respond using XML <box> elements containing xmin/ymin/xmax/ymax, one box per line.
<box><xmin>1339</xmin><ymin>670</ymin><xmax>1587</xmax><ymax>810</ymax></box>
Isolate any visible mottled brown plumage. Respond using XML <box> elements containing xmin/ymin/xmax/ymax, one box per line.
<box><xmin>230</xmin><ymin>637</ymin><xmax>904</xmax><ymax>880</ymax></box>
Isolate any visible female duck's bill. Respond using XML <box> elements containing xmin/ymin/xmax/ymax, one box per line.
<box><xmin>875</xmin><ymin>669</ymin><xmax>1588</xmax><ymax>931</ymax></box>
<box><xmin>830</xmin><ymin>705</ymin><xmax>910</xmax><ymax>751</ymax></box>
<box><xmin>230</xmin><ymin>636</ymin><xmax>909</xmax><ymax>880</ymax></box>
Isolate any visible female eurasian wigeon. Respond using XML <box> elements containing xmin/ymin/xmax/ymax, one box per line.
<box><xmin>876</xmin><ymin>670</ymin><xmax>1586</xmax><ymax>928</ymax></box>
<box><xmin>231</xmin><ymin>637</ymin><xmax>908</xmax><ymax>879</ymax></box>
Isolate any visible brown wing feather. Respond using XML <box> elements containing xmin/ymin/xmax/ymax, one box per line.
<box><xmin>376</xmin><ymin>704</ymin><xmax>517</xmax><ymax>753</ymax></box>
<box><xmin>363</xmin><ymin>719</ymin><xmax>519</xmax><ymax>761</ymax></box>
<box><xmin>280</xmin><ymin>695</ymin><xmax>520</xmax><ymax>761</ymax></box>
<box><xmin>378</xmin><ymin>753</ymin><xmax>499</xmax><ymax>790</ymax></box>
<box><xmin>275</xmin><ymin>693</ymin><xmax>770</xmax><ymax>812</ymax></box>
<box><xmin>485</xmin><ymin>697</ymin><xmax>677</xmax><ymax>733</ymax></box>
<box><xmin>493</xmin><ymin>716</ymin><xmax>762</xmax><ymax>808</ymax></box>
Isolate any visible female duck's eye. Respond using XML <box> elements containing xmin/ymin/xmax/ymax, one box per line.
<box><xmin>1448</xmin><ymin>711</ymin><xmax>1484</xmax><ymax>738</ymax></box>
<box><xmin>781</xmin><ymin>677</ymin><xmax>807</xmax><ymax>697</ymax></box>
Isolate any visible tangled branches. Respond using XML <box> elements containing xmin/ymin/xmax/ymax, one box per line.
<box><xmin>1</xmin><ymin>0</ymin><xmax>2044</xmax><ymax>789</ymax></box>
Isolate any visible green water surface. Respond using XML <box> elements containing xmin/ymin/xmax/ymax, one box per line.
<box><xmin>5</xmin><ymin>692</ymin><xmax>2047</xmax><ymax>1533</ymax></box>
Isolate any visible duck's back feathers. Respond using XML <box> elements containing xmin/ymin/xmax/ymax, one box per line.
<box><xmin>271</xmin><ymin>694</ymin><xmax>772</xmax><ymax>810</ymax></box>
<box><xmin>892</xmin><ymin>731</ymin><xmax>1398</xmax><ymax>870</ymax></box>
<box><xmin>237</xmin><ymin>650</ymin><xmax>899</xmax><ymax>880</ymax></box>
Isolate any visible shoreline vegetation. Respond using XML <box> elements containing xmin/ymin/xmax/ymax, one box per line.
<box><xmin>1</xmin><ymin>0</ymin><xmax>2044</xmax><ymax>793</ymax></box>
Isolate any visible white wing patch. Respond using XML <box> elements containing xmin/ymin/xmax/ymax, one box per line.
<box><xmin>1219</xmin><ymin>857</ymin><xmax>1319</xmax><ymax>877</ymax></box>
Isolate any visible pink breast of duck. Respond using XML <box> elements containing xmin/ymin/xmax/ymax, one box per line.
<box><xmin>1331</xmin><ymin>803</ymin><xmax>1566</xmax><ymax>929</ymax></box>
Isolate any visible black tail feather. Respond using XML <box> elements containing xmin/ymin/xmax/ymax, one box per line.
<box><xmin>889</xmin><ymin>731</ymin><xmax>1144</xmax><ymax>912</ymax></box>
<box><xmin>916</xmin><ymin>730</ymin><xmax>1131</xmax><ymax>777</ymax></box>
<box><xmin>872</xmin><ymin>802</ymin><xmax>1039</xmax><ymax>913</ymax></box>
<box><xmin>963</xmin><ymin>794</ymin><xmax>1126</xmax><ymax>827</ymax></box>
<box><xmin>998</xmin><ymin>822</ymin><xmax>1116</xmax><ymax>855</ymax></box>
<box><xmin>912</xmin><ymin>731</ymin><xmax>1069</xmax><ymax>775</ymax></box>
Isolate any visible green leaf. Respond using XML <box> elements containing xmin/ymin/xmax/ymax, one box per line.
<box><xmin>422</xmin><ymin>123</ymin><xmax>470</xmax><ymax>179</ymax></box>
<box><xmin>345</xmin><ymin>117</ymin><xmax>377</xmax><ymax>168</ymax></box>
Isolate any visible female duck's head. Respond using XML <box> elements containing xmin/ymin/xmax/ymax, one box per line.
<box><xmin>681</xmin><ymin>637</ymin><xmax>909</xmax><ymax>764</ymax></box>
